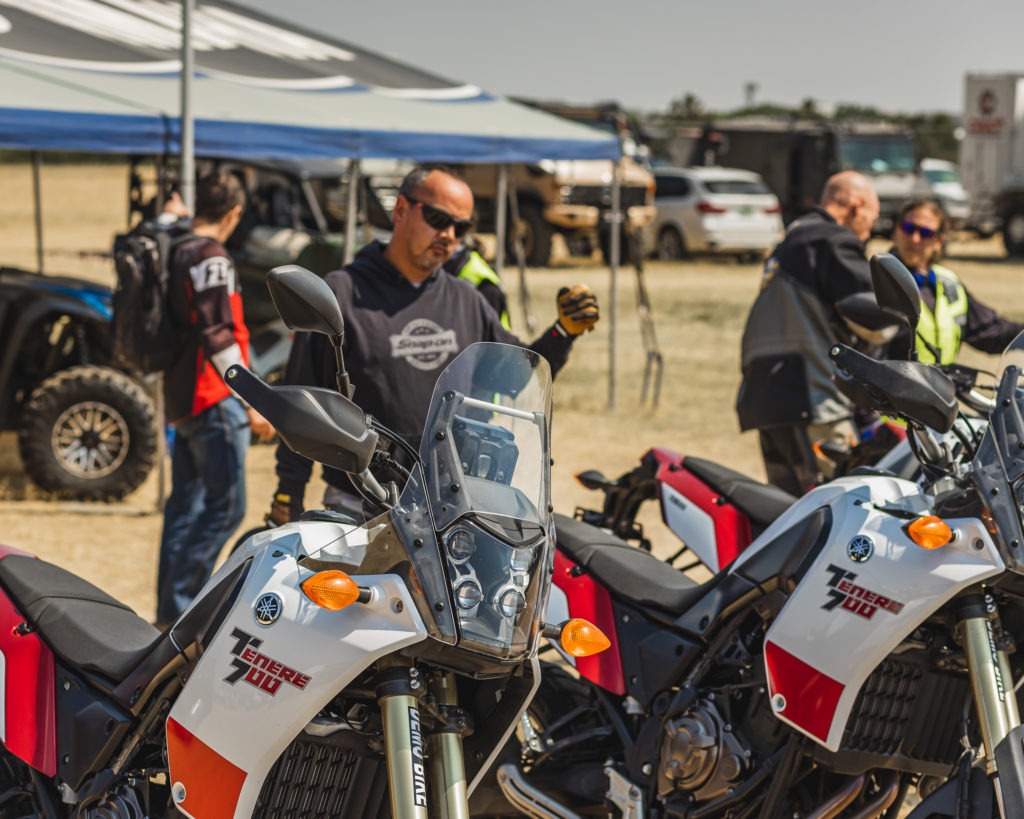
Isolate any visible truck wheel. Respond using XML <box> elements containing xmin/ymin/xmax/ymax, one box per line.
<box><xmin>1003</xmin><ymin>210</ymin><xmax>1024</xmax><ymax>256</ymax></box>
<box><xmin>599</xmin><ymin>225</ymin><xmax>636</xmax><ymax>265</ymax></box>
<box><xmin>656</xmin><ymin>226</ymin><xmax>686</xmax><ymax>260</ymax></box>
<box><xmin>18</xmin><ymin>366</ymin><xmax>158</xmax><ymax>501</ymax></box>
<box><xmin>507</xmin><ymin>204</ymin><xmax>554</xmax><ymax>267</ymax></box>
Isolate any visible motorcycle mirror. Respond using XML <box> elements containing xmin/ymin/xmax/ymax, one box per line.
<box><xmin>870</xmin><ymin>254</ymin><xmax>921</xmax><ymax>330</ymax></box>
<box><xmin>267</xmin><ymin>265</ymin><xmax>345</xmax><ymax>339</ymax></box>
<box><xmin>835</xmin><ymin>292</ymin><xmax>901</xmax><ymax>346</ymax></box>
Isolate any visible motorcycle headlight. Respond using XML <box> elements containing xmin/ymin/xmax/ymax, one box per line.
<box><xmin>442</xmin><ymin>519</ymin><xmax>545</xmax><ymax>660</ymax></box>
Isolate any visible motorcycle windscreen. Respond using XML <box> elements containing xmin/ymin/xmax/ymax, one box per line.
<box><xmin>419</xmin><ymin>343</ymin><xmax>555</xmax><ymax>661</ymax></box>
<box><xmin>973</xmin><ymin>329</ymin><xmax>1024</xmax><ymax>574</ymax></box>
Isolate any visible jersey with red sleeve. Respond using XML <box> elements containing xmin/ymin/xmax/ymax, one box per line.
<box><xmin>163</xmin><ymin>235</ymin><xmax>251</xmax><ymax>422</ymax></box>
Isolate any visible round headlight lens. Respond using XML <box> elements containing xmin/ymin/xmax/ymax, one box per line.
<box><xmin>445</xmin><ymin>527</ymin><xmax>476</xmax><ymax>564</ymax></box>
<box><xmin>498</xmin><ymin>589</ymin><xmax>526</xmax><ymax>618</ymax></box>
<box><xmin>455</xmin><ymin>580</ymin><xmax>483</xmax><ymax>611</ymax></box>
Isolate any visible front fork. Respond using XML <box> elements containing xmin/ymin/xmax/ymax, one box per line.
<box><xmin>377</xmin><ymin>665</ymin><xmax>471</xmax><ymax>819</ymax></box>
<box><xmin>960</xmin><ymin>593</ymin><xmax>1022</xmax><ymax>814</ymax></box>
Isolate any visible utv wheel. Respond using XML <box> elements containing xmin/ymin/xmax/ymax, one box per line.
<box><xmin>18</xmin><ymin>365</ymin><xmax>158</xmax><ymax>501</ymax></box>
<box><xmin>599</xmin><ymin>225</ymin><xmax>637</xmax><ymax>265</ymax></box>
<box><xmin>507</xmin><ymin>203</ymin><xmax>554</xmax><ymax>267</ymax></box>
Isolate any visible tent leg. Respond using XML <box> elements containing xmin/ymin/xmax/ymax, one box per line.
<box><xmin>179</xmin><ymin>0</ymin><xmax>196</xmax><ymax>214</ymax></box>
<box><xmin>495</xmin><ymin>164</ymin><xmax>507</xmax><ymax>278</ymax></box>
<box><xmin>632</xmin><ymin>231</ymin><xmax>663</xmax><ymax>408</ymax></box>
<box><xmin>607</xmin><ymin>162</ymin><xmax>621</xmax><ymax>410</ymax></box>
<box><xmin>344</xmin><ymin>160</ymin><xmax>360</xmax><ymax>265</ymax></box>
<box><xmin>32</xmin><ymin>152</ymin><xmax>44</xmax><ymax>276</ymax></box>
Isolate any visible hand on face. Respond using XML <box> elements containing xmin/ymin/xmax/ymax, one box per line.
<box><xmin>893</xmin><ymin>206</ymin><xmax>943</xmax><ymax>272</ymax></box>
<box><xmin>848</xmin><ymin>194</ymin><xmax>880</xmax><ymax>241</ymax></box>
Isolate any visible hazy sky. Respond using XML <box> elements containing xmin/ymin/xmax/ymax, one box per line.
<box><xmin>235</xmin><ymin>0</ymin><xmax>1024</xmax><ymax>116</ymax></box>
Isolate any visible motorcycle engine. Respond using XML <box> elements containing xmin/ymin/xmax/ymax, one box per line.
<box><xmin>658</xmin><ymin>697</ymin><xmax>751</xmax><ymax>801</ymax></box>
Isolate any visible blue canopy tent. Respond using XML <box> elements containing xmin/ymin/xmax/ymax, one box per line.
<box><xmin>0</xmin><ymin>0</ymin><xmax>619</xmax><ymax>162</ymax></box>
<box><xmin>0</xmin><ymin>0</ymin><xmax>626</xmax><ymax>405</ymax></box>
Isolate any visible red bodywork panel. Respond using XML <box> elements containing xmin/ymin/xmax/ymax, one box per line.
<box><xmin>167</xmin><ymin>717</ymin><xmax>247</xmax><ymax>818</ymax></box>
<box><xmin>648</xmin><ymin>447</ymin><xmax>753</xmax><ymax>570</ymax></box>
<box><xmin>0</xmin><ymin>545</ymin><xmax>57</xmax><ymax>775</ymax></box>
<box><xmin>553</xmin><ymin>550</ymin><xmax>625</xmax><ymax>695</ymax></box>
<box><xmin>765</xmin><ymin>640</ymin><xmax>844</xmax><ymax>743</ymax></box>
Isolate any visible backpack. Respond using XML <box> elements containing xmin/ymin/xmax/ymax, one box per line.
<box><xmin>111</xmin><ymin>223</ymin><xmax>191</xmax><ymax>374</ymax></box>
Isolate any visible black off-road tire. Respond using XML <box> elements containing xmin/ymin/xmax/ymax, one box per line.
<box><xmin>18</xmin><ymin>365</ymin><xmax>158</xmax><ymax>501</ymax></box>
<box><xmin>507</xmin><ymin>203</ymin><xmax>554</xmax><ymax>267</ymax></box>
<box><xmin>599</xmin><ymin>224</ymin><xmax>636</xmax><ymax>265</ymax></box>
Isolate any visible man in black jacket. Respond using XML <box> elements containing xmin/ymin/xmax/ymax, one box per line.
<box><xmin>735</xmin><ymin>171</ymin><xmax>879</xmax><ymax>495</ymax></box>
<box><xmin>268</xmin><ymin>165</ymin><xmax>599</xmax><ymax>523</ymax></box>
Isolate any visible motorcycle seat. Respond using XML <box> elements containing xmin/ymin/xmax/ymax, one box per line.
<box><xmin>684</xmin><ymin>456</ymin><xmax>795</xmax><ymax>530</ymax></box>
<box><xmin>555</xmin><ymin>514</ymin><xmax>705</xmax><ymax>614</ymax></box>
<box><xmin>0</xmin><ymin>554</ymin><xmax>161</xmax><ymax>683</ymax></box>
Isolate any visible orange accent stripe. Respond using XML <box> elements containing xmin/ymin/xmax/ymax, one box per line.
<box><xmin>166</xmin><ymin>717</ymin><xmax>247</xmax><ymax>818</ymax></box>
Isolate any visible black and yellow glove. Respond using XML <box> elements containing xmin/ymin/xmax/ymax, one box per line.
<box><xmin>556</xmin><ymin>283</ymin><xmax>600</xmax><ymax>335</ymax></box>
<box><xmin>266</xmin><ymin>491</ymin><xmax>303</xmax><ymax>527</ymax></box>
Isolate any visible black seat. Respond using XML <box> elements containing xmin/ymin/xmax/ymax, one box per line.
<box><xmin>0</xmin><ymin>555</ymin><xmax>161</xmax><ymax>683</ymax></box>
<box><xmin>684</xmin><ymin>456</ymin><xmax>795</xmax><ymax>529</ymax></box>
<box><xmin>554</xmin><ymin>514</ymin><xmax>705</xmax><ymax>615</ymax></box>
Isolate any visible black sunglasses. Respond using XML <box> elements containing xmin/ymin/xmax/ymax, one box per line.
<box><xmin>899</xmin><ymin>221</ymin><xmax>939</xmax><ymax>240</ymax></box>
<box><xmin>403</xmin><ymin>195</ymin><xmax>472</xmax><ymax>239</ymax></box>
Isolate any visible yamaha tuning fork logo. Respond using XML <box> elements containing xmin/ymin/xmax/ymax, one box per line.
<box><xmin>254</xmin><ymin>592</ymin><xmax>282</xmax><ymax>626</ymax></box>
<box><xmin>846</xmin><ymin>536</ymin><xmax>874</xmax><ymax>563</ymax></box>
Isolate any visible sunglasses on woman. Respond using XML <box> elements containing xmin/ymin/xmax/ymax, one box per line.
<box><xmin>899</xmin><ymin>221</ymin><xmax>939</xmax><ymax>240</ymax></box>
<box><xmin>404</xmin><ymin>195</ymin><xmax>473</xmax><ymax>239</ymax></box>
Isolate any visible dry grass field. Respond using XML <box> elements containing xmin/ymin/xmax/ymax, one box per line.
<box><xmin>1</xmin><ymin>159</ymin><xmax>1022</xmax><ymax>619</ymax></box>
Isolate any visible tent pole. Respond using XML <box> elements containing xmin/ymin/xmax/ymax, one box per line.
<box><xmin>344</xmin><ymin>159</ymin><xmax>360</xmax><ymax>265</ymax></box>
<box><xmin>608</xmin><ymin>161</ymin><xmax>621</xmax><ymax>410</ymax></box>
<box><xmin>31</xmin><ymin>151</ymin><xmax>43</xmax><ymax>275</ymax></box>
<box><xmin>179</xmin><ymin>0</ymin><xmax>195</xmax><ymax>214</ymax></box>
<box><xmin>495</xmin><ymin>164</ymin><xmax>508</xmax><ymax>278</ymax></box>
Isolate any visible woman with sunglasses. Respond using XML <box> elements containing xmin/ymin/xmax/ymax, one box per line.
<box><xmin>891</xmin><ymin>199</ymin><xmax>1023</xmax><ymax>364</ymax></box>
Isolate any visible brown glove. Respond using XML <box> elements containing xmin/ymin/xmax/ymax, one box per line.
<box><xmin>266</xmin><ymin>491</ymin><xmax>302</xmax><ymax>527</ymax></box>
<box><xmin>556</xmin><ymin>283</ymin><xmax>600</xmax><ymax>335</ymax></box>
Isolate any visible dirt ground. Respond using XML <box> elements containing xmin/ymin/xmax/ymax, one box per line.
<box><xmin>0</xmin><ymin>161</ymin><xmax>1021</xmax><ymax>626</ymax></box>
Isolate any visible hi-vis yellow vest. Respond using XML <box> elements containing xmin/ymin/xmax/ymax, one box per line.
<box><xmin>457</xmin><ymin>250</ymin><xmax>510</xmax><ymax>329</ymax></box>
<box><xmin>916</xmin><ymin>264</ymin><xmax>968</xmax><ymax>365</ymax></box>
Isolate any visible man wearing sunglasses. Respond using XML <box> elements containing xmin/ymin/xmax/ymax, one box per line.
<box><xmin>891</xmin><ymin>199</ymin><xmax>1023</xmax><ymax>365</ymax></box>
<box><xmin>736</xmin><ymin>170</ymin><xmax>880</xmax><ymax>496</ymax></box>
<box><xmin>268</xmin><ymin>164</ymin><xmax>599</xmax><ymax>524</ymax></box>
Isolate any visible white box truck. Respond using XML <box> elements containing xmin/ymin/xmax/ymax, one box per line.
<box><xmin>959</xmin><ymin>73</ymin><xmax>1024</xmax><ymax>252</ymax></box>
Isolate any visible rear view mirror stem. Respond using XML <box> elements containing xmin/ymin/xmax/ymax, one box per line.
<box><xmin>331</xmin><ymin>334</ymin><xmax>352</xmax><ymax>399</ymax></box>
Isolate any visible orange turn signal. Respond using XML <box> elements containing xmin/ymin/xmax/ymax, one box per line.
<box><xmin>301</xmin><ymin>570</ymin><xmax>361</xmax><ymax>610</ymax></box>
<box><xmin>560</xmin><ymin>618</ymin><xmax>611</xmax><ymax>657</ymax></box>
<box><xmin>907</xmin><ymin>516</ymin><xmax>952</xmax><ymax>550</ymax></box>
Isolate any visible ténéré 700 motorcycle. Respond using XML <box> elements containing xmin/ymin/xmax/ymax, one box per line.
<box><xmin>476</xmin><ymin>254</ymin><xmax>1024</xmax><ymax>818</ymax></box>
<box><xmin>0</xmin><ymin>265</ymin><xmax>606</xmax><ymax>819</ymax></box>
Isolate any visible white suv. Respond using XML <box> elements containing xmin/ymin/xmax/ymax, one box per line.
<box><xmin>647</xmin><ymin>166</ymin><xmax>784</xmax><ymax>261</ymax></box>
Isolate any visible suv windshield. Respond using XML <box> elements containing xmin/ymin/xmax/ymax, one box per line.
<box><xmin>838</xmin><ymin>136</ymin><xmax>916</xmax><ymax>173</ymax></box>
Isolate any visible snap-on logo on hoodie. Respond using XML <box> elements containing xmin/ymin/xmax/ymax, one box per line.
<box><xmin>389</xmin><ymin>318</ymin><xmax>458</xmax><ymax>371</ymax></box>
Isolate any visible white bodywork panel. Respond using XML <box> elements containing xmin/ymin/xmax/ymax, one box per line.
<box><xmin>168</xmin><ymin>522</ymin><xmax>428</xmax><ymax>819</ymax></box>
<box><xmin>745</xmin><ymin>476</ymin><xmax>1004</xmax><ymax>751</ymax></box>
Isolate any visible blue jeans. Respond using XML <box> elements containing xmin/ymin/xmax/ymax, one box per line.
<box><xmin>156</xmin><ymin>397</ymin><xmax>249</xmax><ymax>624</ymax></box>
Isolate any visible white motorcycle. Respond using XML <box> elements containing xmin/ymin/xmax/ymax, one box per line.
<box><xmin>0</xmin><ymin>266</ymin><xmax>605</xmax><ymax>818</ymax></box>
<box><xmin>475</xmin><ymin>256</ymin><xmax>1024</xmax><ymax>817</ymax></box>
